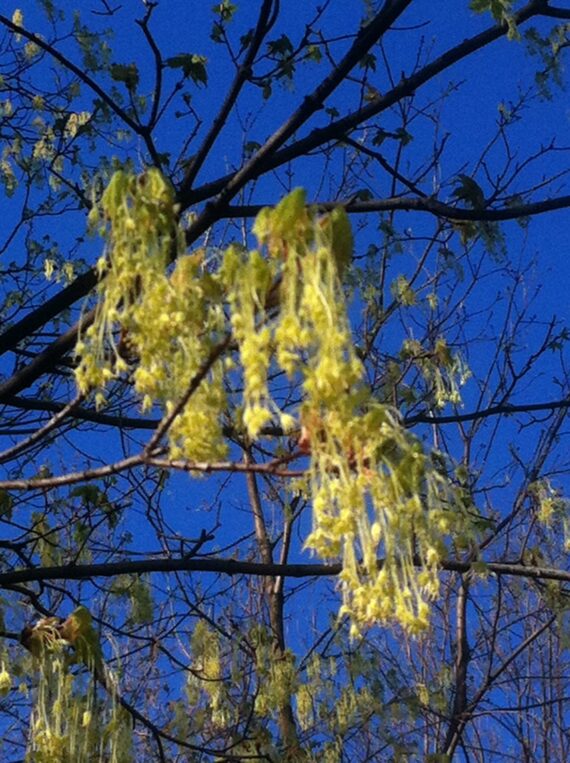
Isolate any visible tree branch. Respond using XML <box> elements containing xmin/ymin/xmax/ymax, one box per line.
<box><xmin>444</xmin><ymin>612</ymin><xmax>557</xmax><ymax>758</ymax></box>
<box><xmin>223</xmin><ymin>193</ymin><xmax>570</xmax><ymax>223</ymax></box>
<box><xmin>0</xmin><ymin>555</ymin><xmax>568</xmax><ymax>587</ymax></box>
<box><xmin>0</xmin><ymin>455</ymin><xmax>304</xmax><ymax>491</ymax></box>
<box><xmin>178</xmin><ymin>0</ymin><xmax>278</xmax><ymax>191</ymax></box>
<box><xmin>540</xmin><ymin>6</ymin><xmax>570</xmax><ymax>19</ymax></box>
<box><xmin>2</xmin><ymin>395</ymin><xmax>159</xmax><ymax>430</ymax></box>
<box><xmin>178</xmin><ymin>0</ymin><xmax>414</xmax><ymax>237</ymax></box>
<box><xmin>182</xmin><ymin>0</ymin><xmax>547</xmax><ymax>208</ymax></box>
<box><xmin>0</xmin><ymin>14</ymin><xmax>142</xmax><ymax>134</ymax></box>
<box><xmin>0</xmin><ymin>308</ymin><xmax>96</xmax><ymax>402</ymax></box>
<box><xmin>0</xmin><ymin>269</ymin><xmax>97</xmax><ymax>357</ymax></box>
<box><xmin>405</xmin><ymin>398</ymin><xmax>570</xmax><ymax>425</ymax></box>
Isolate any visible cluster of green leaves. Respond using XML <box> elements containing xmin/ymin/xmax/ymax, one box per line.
<box><xmin>470</xmin><ymin>0</ymin><xmax>519</xmax><ymax>40</ymax></box>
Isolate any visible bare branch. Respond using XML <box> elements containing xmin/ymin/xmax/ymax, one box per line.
<box><xmin>1</xmin><ymin>555</ymin><xmax>569</xmax><ymax>587</ymax></box>
<box><xmin>223</xmin><ymin>193</ymin><xmax>570</xmax><ymax>222</ymax></box>
<box><xmin>182</xmin><ymin>0</ymin><xmax>549</xmax><ymax>208</ymax></box>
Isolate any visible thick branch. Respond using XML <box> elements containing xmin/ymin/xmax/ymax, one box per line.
<box><xmin>0</xmin><ymin>455</ymin><xmax>304</xmax><ymax>491</ymax></box>
<box><xmin>541</xmin><ymin>6</ymin><xmax>570</xmax><ymax>19</ymax></box>
<box><xmin>1</xmin><ymin>396</ymin><xmax>566</xmax><ymax>448</ymax></box>
<box><xmin>443</xmin><ymin>577</ymin><xmax>471</xmax><ymax>753</ymax></box>
<box><xmin>0</xmin><ymin>269</ymin><xmax>97</xmax><ymax>357</ymax></box>
<box><xmin>0</xmin><ymin>308</ymin><xmax>95</xmax><ymax>402</ymax></box>
<box><xmin>2</xmin><ymin>395</ymin><xmax>159</xmax><ymax>430</ymax></box>
<box><xmin>223</xmin><ymin>193</ymin><xmax>570</xmax><ymax>223</ymax></box>
<box><xmin>405</xmin><ymin>398</ymin><xmax>570</xmax><ymax>425</ymax></box>
<box><xmin>0</xmin><ymin>394</ymin><xmax>85</xmax><ymax>464</ymax></box>
<box><xmin>178</xmin><ymin>0</ymin><xmax>414</xmax><ymax>236</ymax></box>
<box><xmin>182</xmin><ymin>0</ymin><xmax>547</xmax><ymax>208</ymax></box>
<box><xmin>0</xmin><ymin>555</ymin><xmax>568</xmax><ymax>586</ymax></box>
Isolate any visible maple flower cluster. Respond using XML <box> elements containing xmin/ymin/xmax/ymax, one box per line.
<box><xmin>76</xmin><ymin>171</ymin><xmax>471</xmax><ymax>633</ymax></box>
<box><xmin>76</xmin><ymin>169</ymin><xmax>227</xmax><ymax>460</ymax></box>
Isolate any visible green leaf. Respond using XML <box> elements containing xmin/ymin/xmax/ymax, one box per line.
<box><xmin>391</xmin><ymin>275</ymin><xmax>416</xmax><ymax>306</ymax></box>
<box><xmin>244</xmin><ymin>141</ymin><xmax>261</xmax><ymax>157</ymax></box>
<box><xmin>452</xmin><ymin>174</ymin><xmax>485</xmax><ymax>209</ymax></box>
<box><xmin>129</xmin><ymin>577</ymin><xmax>154</xmax><ymax>624</ymax></box>
<box><xmin>470</xmin><ymin>0</ymin><xmax>511</xmax><ymax>18</ymax></box>
<box><xmin>470</xmin><ymin>560</ymin><xmax>489</xmax><ymax>576</ymax></box>
<box><xmin>240</xmin><ymin>29</ymin><xmax>254</xmax><ymax>49</ymax></box>
<box><xmin>470</xmin><ymin>0</ymin><xmax>518</xmax><ymax>39</ymax></box>
<box><xmin>166</xmin><ymin>54</ymin><xmax>208</xmax><ymax>86</ymax></box>
<box><xmin>394</xmin><ymin>127</ymin><xmax>413</xmax><ymax>145</ymax></box>
<box><xmin>110</xmin><ymin>63</ymin><xmax>139</xmax><ymax>91</ymax></box>
<box><xmin>306</xmin><ymin>45</ymin><xmax>322</xmax><ymax>63</ymax></box>
<box><xmin>61</xmin><ymin>606</ymin><xmax>103</xmax><ymax>667</ymax></box>
<box><xmin>210</xmin><ymin>21</ymin><xmax>224</xmax><ymax>43</ymax></box>
<box><xmin>267</xmin><ymin>34</ymin><xmax>293</xmax><ymax>58</ymax></box>
<box><xmin>372</xmin><ymin>129</ymin><xmax>388</xmax><ymax>146</ymax></box>
<box><xmin>359</xmin><ymin>52</ymin><xmax>376</xmax><ymax>71</ymax></box>
<box><xmin>212</xmin><ymin>1</ymin><xmax>237</xmax><ymax>21</ymax></box>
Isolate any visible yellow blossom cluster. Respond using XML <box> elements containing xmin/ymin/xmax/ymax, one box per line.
<box><xmin>189</xmin><ymin>619</ymin><xmax>231</xmax><ymax>726</ymax></box>
<box><xmin>76</xmin><ymin>173</ymin><xmax>471</xmax><ymax>633</ymax></box>
<box><xmin>302</xmin><ymin>403</ymin><xmax>465</xmax><ymax>635</ymax></box>
<box><xmin>26</xmin><ymin>634</ymin><xmax>131</xmax><ymax>762</ymax></box>
<box><xmin>221</xmin><ymin>245</ymin><xmax>276</xmax><ymax>437</ymax></box>
<box><xmin>75</xmin><ymin>169</ymin><xmax>227</xmax><ymax>460</ymax></box>
<box><xmin>225</xmin><ymin>188</ymin><xmax>468</xmax><ymax>633</ymax></box>
<box><xmin>223</xmin><ymin>188</ymin><xmax>358</xmax><ymax>438</ymax></box>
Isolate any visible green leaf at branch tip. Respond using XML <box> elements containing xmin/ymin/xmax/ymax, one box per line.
<box><xmin>359</xmin><ymin>52</ymin><xmax>377</xmax><ymax>71</ymax></box>
<box><xmin>306</xmin><ymin>44</ymin><xmax>322</xmax><ymax>63</ymax></box>
<box><xmin>395</xmin><ymin>127</ymin><xmax>413</xmax><ymax>145</ymax></box>
<box><xmin>469</xmin><ymin>0</ymin><xmax>511</xmax><ymax>17</ymax></box>
<box><xmin>60</xmin><ymin>606</ymin><xmax>103</xmax><ymax>668</ymax></box>
<box><xmin>469</xmin><ymin>0</ymin><xmax>519</xmax><ymax>40</ymax></box>
<box><xmin>38</xmin><ymin>0</ymin><xmax>61</xmax><ymax>23</ymax></box>
<box><xmin>267</xmin><ymin>34</ymin><xmax>294</xmax><ymax>58</ymax></box>
<box><xmin>253</xmin><ymin>187</ymin><xmax>307</xmax><ymax>245</ymax></box>
<box><xmin>212</xmin><ymin>1</ymin><xmax>237</xmax><ymax>22</ymax></box>
<box><xmin>372</xmin><ymin>127</ymin><xmax>413</xmax><ymax>146</ymax></box>
<box><xmin>166</xmin><ymin>54</ymin><xmax>208</xmax><ymax>86</ymax></box>
<box><xmin>391</xmin><ymin>275</ymin><xmax>416</xmax><ymax>307</ymax></box>
<box><xmin>353</xmin><ymin>188</ymin><xmax>373</xmax><ymax>201</ymax></box>
<box><xmin>110</xmin><ymin>63</ymin><xmax>139</xmax><ymax>91</ymax></box>
<box><xmin>244</xmin><ymin>140</ymin><xmax>261</xmax><ymax>157</ymax></box>
<box><xmin>452</xmin><ymin>174</ymin><xmax>485</xmax><ymax>209</ymax></box>
<box><xmin>262</xmin><ymin>80</ymin><xmax>272</xmax><ymax>99</ymax></box>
